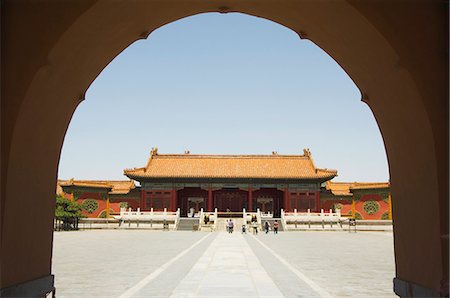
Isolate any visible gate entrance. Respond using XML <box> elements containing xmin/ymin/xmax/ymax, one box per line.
<box><xmin>256</xmin><ymin>197</ymin><xmax>273</xmax><ymax>213</ymax></box>
<box><xmin>214</xmin><ymin>189</ymin><xmax>247</xmax><ymax>212</ymax></box>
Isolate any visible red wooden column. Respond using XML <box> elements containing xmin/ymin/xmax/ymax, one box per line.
<box><xmin>140</xmin><ymin>189</ymin><xmax>145</xmax><ymax>210</ymax></box>
<box><xmin>284</xmin><ymin>188</ymin><xmax>290</xmax><ymax>212</ymax></box>
<box><xmin>171</xmin><ymin>189</ymin><xmax>177</xmax><ymax>212</ymax></box>
<box><xmin>314</xmin><ymin>191</ymin><xmax>320</xmax><ymax>212</ymax></box>
<box><xmin>208</xmin><ymin>188</ymin><xmax>213</xmax><ymax>211</ymax></box>
<box><xmin>248</xmin><ymin>186</ymin><xmax>253</xmax><ymax>211</ymax></box>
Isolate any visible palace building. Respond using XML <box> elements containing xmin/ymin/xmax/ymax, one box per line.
<box><xmin>58</xmin><ymin>148</ymin><xmax>391</xmax><ymax>219</ymax></box>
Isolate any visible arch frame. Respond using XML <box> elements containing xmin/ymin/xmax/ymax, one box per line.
<box><xmin>1</xmin><ymin>1</ymin><xmax>448</xmax><ymax>296</ymax></box>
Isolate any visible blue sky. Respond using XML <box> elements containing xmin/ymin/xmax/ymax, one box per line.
<box><xmin>58</xmin><ymin>13</ymin><xmax>389</xmax><ymax>182</ymax></box>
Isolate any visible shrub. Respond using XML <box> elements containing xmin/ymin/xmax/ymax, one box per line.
<box><xmin>332</xmin><ymin>203</ymin><xmax>343</xmax><ymax>211</ymax></box>
<box><xmin>82</xmin><ymin>199</ymin><xmax>98</xmax><ymax>213</ymax></box>
<box><xmin>98</xmin><ymin>209</ymin><xmax>114</xmax><ymax>218</ymax></box>
<box><xmin>363</xmin><ymin>200</ymin><xmax>380</xmax><ymax>215</ymax></box>
<box><xmin>347</xmin><ymin>210</ymin><xmax>363</xmax><ymax>219</ymax></box>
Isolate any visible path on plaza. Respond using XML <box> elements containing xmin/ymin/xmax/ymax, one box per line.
<box><xmin>52</xmin><ymin>230</ymin><xmax>395</xmax><ymax>297</ymax></box>
<box><xmin>120</xmin><ymin>232</ymin><xmax>325</xmax><ymax>298</ymax></box>
<box><xmin>169</xmin><ymin>232</ymin><xmax>284</xmax><ymax>297</ymax></box>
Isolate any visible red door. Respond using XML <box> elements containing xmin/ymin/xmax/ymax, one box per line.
<box><xmin>215</xmin><ymin>190</ymin><xmax>245</xmax><ymax>212</ymax></box>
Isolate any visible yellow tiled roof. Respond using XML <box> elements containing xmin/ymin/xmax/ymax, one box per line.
<box><xmin>350</xmin><ymin>182</ymin><xmax>390</xmax><ymax>190</ymax></box>
<box><xmin>124</xmin><ymin>149</ymin><xmax>337</xmax><ymax>180</ymax></box>
<box><xmin>325</xmin><ymin>181</ymin><xmax>354</xmax><ymax>196</ymax></box>
<box><xmin>58</xmin><ymin>179</ymin><xmax>135</xmax><ymax>194</ymax></box>
<box><xmin>325</xmin><ymin>181</ymin><xmax>390</xmax><ymax>196</ymax></box>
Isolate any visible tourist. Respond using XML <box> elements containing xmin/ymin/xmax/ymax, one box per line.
<box><xmin>227</xmin><ymin>219</ymin><xmax>233</xmax><ymax>233</ymax></box>
<box><xmin>230</xmin><ymin>220</ymin><xmax>234</xmax><ymax>233</ymax></box>
<box><xmin>264</xmin><ymin>221</ymin><xmax>270</xmax><ymax>234</ymax></box>
<box><xmin>242</xmin><ymin>223</ymin><xmax>247</xmax><ymax>234</ymax></box>
<box><xmin>273</xmin><ymin>220</ymin><xmax>279</xmax><ymax>234</ymax></box>
<box><xmin>252</xmin><ymin>220</ymin><xmax>258</xmax><ymax>235</ymax></box>
<box><xmin>225</xmin><ymin>219</ymin><xmax>229</xmax><ymax>232</ymax></box>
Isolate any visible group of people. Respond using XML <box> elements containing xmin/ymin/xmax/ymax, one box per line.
<box><xmin>263</xmin><ymin>220</ymin><xmax>279</xmax><ymax>234</ymax></box>
<box><xmin>226</xmin><ymin>219</ymin><xmax>280</xmax><ymax>235</ymax></box>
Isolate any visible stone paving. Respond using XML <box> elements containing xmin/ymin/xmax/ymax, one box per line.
<box><xmin>52</xmin><ymin>230</ymin><xmax>395</xmax><ymax>297</ymax></box>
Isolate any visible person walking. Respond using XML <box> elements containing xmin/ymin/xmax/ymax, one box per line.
<box><xmin>241</xmin><ymin>223</ymin><xmax>247</xmax><ymax>234</ymax></box>
<box><xmin>227</xmin><ymin>219</ymin><xmax>233</xmax><ymax>234</ymax></box>
<box><xmin>230</xmin><ymin>220</ymin><xmax>234</xmax><ymax>233</ymax></box>
<box><xmin>252</xmin><ymin>220</ymin><xmax>258</xmax><ymax>235</ymax></box>
<box><xmin>264</xmin><ymin>221</ymin><xmax>270</xmax><ymax>234</ymax></box>
<box><xmin>273</xmin><ymin>220</ymin><xmax>279</xmax><ymax>234</ymax></box>
<box><xmin>225</xmin><ymin>219</ymin><xmax>229</xmax><ymax>233</ymax></box>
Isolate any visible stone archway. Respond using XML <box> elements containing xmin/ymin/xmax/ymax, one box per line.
<box><xmin>1</xmin><ymin>1</ymin><xmax>447</xmax><ymax>296</ymax></box>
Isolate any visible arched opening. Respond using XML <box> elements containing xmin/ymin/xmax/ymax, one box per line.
<box><xmin>53</xmin><ymin>13</ymin><xmax>394</xmax><ymax>297</ymax></box>
<box><xmin>1</xmin><ymin>2</ymin><xmax>447</xmax><ymax>297</ymax></box>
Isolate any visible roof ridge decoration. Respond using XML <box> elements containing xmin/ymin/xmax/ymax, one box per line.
<box><xmin>154</xmin><ymin>154</ymin><xmax>311</xmax><ymax>158</ymax></box>
<box><xmin>303</xmin><ymin>148</ymin><xmax>318</xmax><ymax>173</ymax></box>
<box><xmin>145</xmin><ymin>147</ymin><xmax>158</xmax><ymax>172</ymax></box>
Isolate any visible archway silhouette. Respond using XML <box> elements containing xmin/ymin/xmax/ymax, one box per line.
<box><xmin>1</xmin><ymin>1</ymin><xmax>447</xmax><ymax>297</ymax></box>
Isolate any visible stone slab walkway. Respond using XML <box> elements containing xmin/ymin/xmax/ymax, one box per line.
<box><xmin>170</xmin><ymin>232</ymin><xmax>283</xmax><ymax>297</ymax></box>
<box><xmin>52</xmin><ymin>230</ymin><xmax>395</xmax><ymax>297</ymax></box>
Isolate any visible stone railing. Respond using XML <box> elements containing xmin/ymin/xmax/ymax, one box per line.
<box><xmin>115</xmin><ymin>207</ymin><xmax>179</xmax><ymax>230</ymax></box>
<box><xmin>260</xmin><ymin>212</ymin><xmax>274</xmax><ymax>218</ymax></box>
<box><xmin>243</xmin><ymin>208</ymin><xmax>259</xmax><ymax>226</ymax></box>
<box><xmin>281</xmin><ymin>209</ymin><xmax>286</xmax><ymax>230</ymax></box>
<box><xmin>283</xmin><ymin>209</ymin><xmax>342</xmax><ymax>229</ymax></box>
<box><xmin>256</xmin><ymin>208</ymin><xmax>262</xmax><ymax>229</ymax></box>
<box><xmin>174</xmin><ymin>208</ymin><xmax>181</xmax><ymax>230</ymax></box>
<box><xmin>197</xmin><ymin>208</ymin><xmax>217</xmax><ymax>231</ymax></box>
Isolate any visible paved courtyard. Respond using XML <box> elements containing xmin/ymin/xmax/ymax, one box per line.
<box><xmin>52</xmin><ymin>230</ymin><xmax>395</xmax><ymax>297</ymax></box>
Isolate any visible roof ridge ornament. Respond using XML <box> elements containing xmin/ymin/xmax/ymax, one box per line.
<box><xmin>303</xmin><ymin>148</ymin><xmax>311</xmax><ymax>157</ymax></box>
<box><xmin>145</xmin><ymin>147</ymin><xmax>158</xmax><ymax>172</ymax></box>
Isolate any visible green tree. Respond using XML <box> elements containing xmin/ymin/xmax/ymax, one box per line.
<box><xmin>55</xmin><ymin>196</ymin><xmax>84</xmax><ymax>230</ymax></box>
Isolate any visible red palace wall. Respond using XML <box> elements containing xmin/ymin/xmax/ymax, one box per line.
<box><xmin>62</xmin><ymin>192</ymin><xmax>141</xmax><ymax>218</ymax></box>
<box><xmin>75</xmin><ymin>192</ymin><xmax>107</xmax><ymax>218</ymax></box>
<box><xmin>320</xmin><ymin>193</ymin><xmax>390</xmax><ymax>220</ymax></box>
<box><xmin>320</xmin><ymin>199</ymin><xmax>353</xmax><ymax>215</ymax></box>
<box><xmin>355</xmin><ymin>193</ymin><xmax>390</xmax><ymax>220</ymax></box>
<box><xmin>62</xmin><ymin>188</ymin><xmax>390</xmax><ymax>219</ymax></box>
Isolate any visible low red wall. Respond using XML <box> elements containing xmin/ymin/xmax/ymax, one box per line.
<box><xmin>355</xmin><ymin>194</ymin><xmax>389</xmax><ymax>220</ymax></box>
<box><xmin>320</xmin><ymin>193</ymin><xmax>390</xmax><ymax>219</ymax></box>
<box><xmin>320</xmin><ymin>199</ymin><xmax>353</xmax><ymax>215</ymax></box>
<box><xmin>73</xmin><ymin>193</ymin><xmax>141</xmax><ymax>218</ymax></box>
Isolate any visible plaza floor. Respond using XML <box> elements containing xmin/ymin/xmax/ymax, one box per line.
<box><xmin>52</xmin><ymin>230</ymin><xmax>395</xmax><ymax>297</ymax></box>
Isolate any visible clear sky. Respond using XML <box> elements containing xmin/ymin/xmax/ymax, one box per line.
<box><xmin>58</xmin><ymin>13</ymin><xmax>389</xmax><ymax>182</ymax></box>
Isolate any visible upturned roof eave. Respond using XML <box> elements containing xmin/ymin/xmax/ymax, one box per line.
<box><xmin>123</xmin><ymin>174</ymin><xmax>336</xmax><ymax>183</ymax></box>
